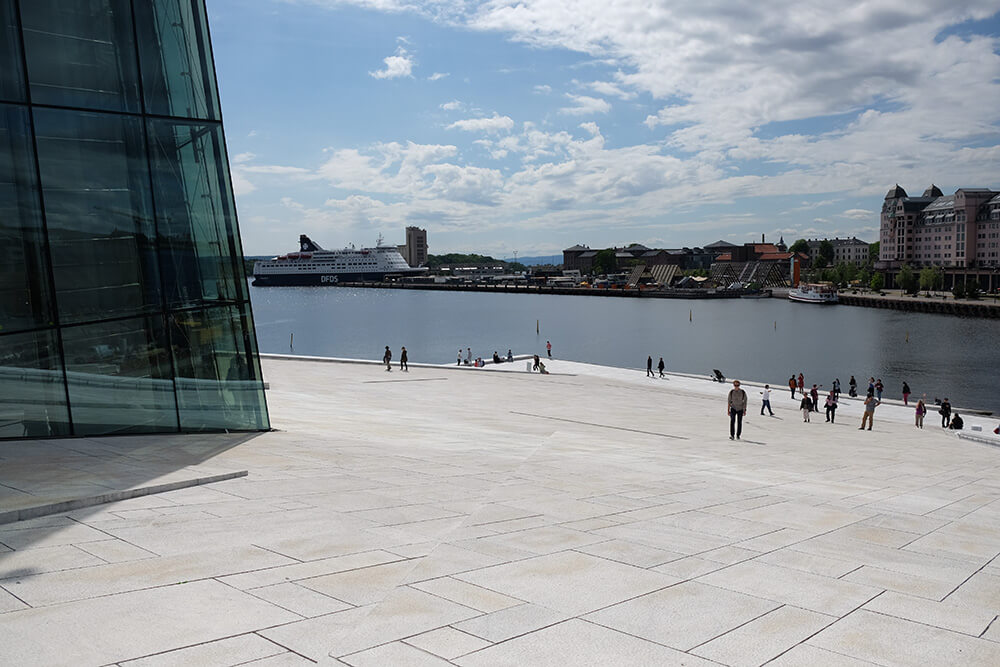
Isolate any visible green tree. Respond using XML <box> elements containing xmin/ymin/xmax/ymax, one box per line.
<box><xmin>592</xmin><ymin>248</ymin><xmax>617</xmax><ymax>275</ymax></box>
<box><xmin>919</xmin><ymin>266</ymin><xmax>942</xmax><ymax>293</ymax></box>
<box><xmin>789</xmin><ymin>239</ymin><xmax>810</xmax><ymax>254</ymax></box>
<box><xmin>814</xmin><ymin>255</ymin><xmax>829</xmax><ymax>269</ymax></box>
<box><xmin>818</xmin><ymin>239</ymin><xmax>835</xmax><ymax>265</ymax></box>
<box><xmin>870</xmin><ymin>272</ymin><xmax>884</xmax><ymax>291</ymax></box>
<box><xmin>953</xmin><ymin>280</ymin><xmax>966</xmax><ymax>300</ymax></box>
<box><xmin>896</xmin><ymin>264</ymin><xmax>917</xmax><ymax>294</ymax></box>
<box><xmin>867</xmin><ymin>242</ymin><xmax>880</xmax><ymax>267</ymax></box>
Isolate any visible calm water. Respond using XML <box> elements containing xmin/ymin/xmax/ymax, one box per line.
<box><xmin>249</xmin><ymin>286</ymin><xmax>1000</xmax><ymax>414</ymax></box>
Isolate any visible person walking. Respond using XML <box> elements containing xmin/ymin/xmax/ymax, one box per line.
<box><xmin>399</xmin><ymin>346</ymin><xmax>408</xmax><ymax>372</ymax></box>
<box><xmin>915</xmin><ymin>398</ymin><xmax>925</xmax><ymax>428</ymax></box>
<box><xmin>532</xmin><ymin>354</ymin><xmax>540</xmax><ymax>371</ymax></box>
<box><xmin>797</xmin><ymin>373</ymin><xmax>805</xmax><ymax>396</ymax></box>
<box><xmin>788</xmin><ymin>376</ymin><xmax>797</xmax><ymax>399</ymax></box>
<box><xmin>875</xmin><ymin>378</ymin><xmax>884</xmax><ymax>401</ymax></box>
<box><xmin>867</xmin><ymin>377</ymin><xmax>875</xmax><ymax>397</ymax></box>
<box><xmin>657</xmin><ymin>357</ymin><xmax>665</xmax><ymax>378</ymax></box>
<box><xmin>546</xmin><ymin>340</ymin><xmax>552</xmax><ymax>358</ymax></box>
<box><xmin>383</xmin><ymin>346</ymin><xmax>392</xmax><ymax>372</ymax></box>
<box><xmin>849</xmin><ymin>376</ymin><xmax>857</xmax><ymax>398</ymax></box>
<box><xmin>810</xmin><ymin>384</ymin><xmax>820</xmax><ymax>412</ymax></box>
<box><xmin>824</xmin><ymin>391</ymin><xmax>838</xmax><ymax>423</ymax></box>
<box><xmin>728</xmin><ymin>380</ymin><xmax>747</xmax><ymax>440</ymax></box>
<box><xmin>939</xmin><ymin>398</ymin><xmax>952</xmax><ymax>428</ymax></box>
<box><xmin>646</xmin><ymin>355</ymin><xmax>654</xmax><ymax>377</ymax></box>
<box><xmin>800</xmin><ymin>393</ymin><xmax>812</xmax><ymax>422</ymax></box>
<box><xmin>833</xmin><ymin>378</ymin><xmax>841</xmax><ymax>399</ymax></box>
<box><xmin>760</xmin><ymin>384</ymin><xmax>774</xmax><ymax>416</ymax></box>
<box><xmin>859</xmin><ymin>393</ymin><xmax>880</xmax><ymax>430</ymax></box>
<box><xmin>902</xmin><ymin>381</ymin><xmax>911</xmax><ymax>406</ymax></box>
<box><xmin>466</xmin><ymin>347</ymin><xmax>472</xmax><ymax>365</ymax></box>
<box><xmin>457</xmin><ymin>349</ymin><xmax>462</xmax><ymax>366</ymax></box>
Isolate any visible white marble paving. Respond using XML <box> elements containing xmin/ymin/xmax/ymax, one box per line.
<box><xmin>1</xmin><ymin>355</ymin><xmax>999</xmax><ymax>665</ymax></box>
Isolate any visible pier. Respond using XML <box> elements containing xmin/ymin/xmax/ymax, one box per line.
<box><xmin>337</xmin><ymin>280</ymin><xmax>747</xmax><ymax>299</ymax></box>
<box><xmin>838</xmin><ymin>293</ymin><xmax>1000</xmax><ymax>318</ymax></box>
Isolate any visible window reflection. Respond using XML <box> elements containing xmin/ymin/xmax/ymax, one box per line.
<box><xmin>19</xmin><ymin>0</ymin><xmax>140</xmax><ymax>113</ymax></box>
<box><xmin>62</xmin><ymin>316</ymin><xmax>178</xmax><ymax>435</ymax></box>
<box><xmin>0</xmin><ymin>0</ymin><xmax>25</xmax><ymax>103</ymax></box>
<box><xmin>33</xmin><ymin>108</ymin><xmax>161</xmax><ymax>324</ymax></box>
<box><xmin>0</xmin><ymin>329</ymin><xmax>70</xmax><ymax>438</ymax></box>
<box><xmin>134</xmin><ymin>0</ymin><xmax>220</xmax><ymax>120</ymax></box>
<box><xmin>0</xmin><ymin>103</ymin><xmax>55</xmax><ymax>333</ymax></box>
<box><xmin>170</xmin><ymin>305</ymin><xmax>268</xmax><ymax>431</ymax></box>
<box><xmin>149</xmin><ymin>119</ymin><xmax>246</xmax><ymax>308</ymax></box>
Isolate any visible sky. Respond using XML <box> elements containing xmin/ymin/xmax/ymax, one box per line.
<box><xmin>206</xmin><ymin>0</ymin><xmax>1000</xmax><ymax>258</ymax></box>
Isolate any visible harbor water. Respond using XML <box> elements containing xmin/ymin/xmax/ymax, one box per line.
<box><xmin>249</xmin><ymin>286</ymin><xmax>1000</xmax><ymax>415</ymax></box>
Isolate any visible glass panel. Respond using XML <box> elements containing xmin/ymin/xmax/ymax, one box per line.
<box><xmin>0</xmin><ymin>103</ymin><xmax>56</xmax><ymax>333</ymax></box>
<box><xmin>19</xmin><ymin>0</ymin><xmax>140</xmax><ymax>112</ymax></box>
<box><xmin>170</xmin><ymin>305</ymin><xmax>268</xmax><ymax>431</ymax></box>
<box><xmin>0</xmin><ymin>329</ymin><xmax>70</xmax><ymax>438</ymax></box>
<box><xmin>0</xmin><ymin>0</ymin><xmax>25</xmax><ymax>103</ymax></box>
<box><xmin>148</xmin><ymin>119</ymin><xmax>246</xmax><ymax>308</ymax></box>
<box><xmin>134</xmin><ymin>0</ymin><xmax>220</xmax><ymax>120</ymax></box>
<box><xmin>62</xmin><ymin>316</ymin><xmax>178</xmax><ymax>435</ymax></box>
<box><xmin>33</xmin><ymin>108</ymin><xmax>161</xmax><ymax>324</ymax></box>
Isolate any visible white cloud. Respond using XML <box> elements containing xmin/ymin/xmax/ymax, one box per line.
<box><xmin>232</xmin><ymin>152</ymin><xmax>256</xmax><ymax>164</ymax></box>
<box><xmin>428</xmin><ymin>72</ymin><xmax>449</xmax><ymax>80</ymax></box>
<box><xmin>584</xmin><ymin>79</ymin><xmax>635</xmax><ymax>100</ymax></box>
<box><xmin>842</xmin><ymin>208</ymin><xmax>875</xmax><ymax>220</ymax></box>
<box><xmin>370</xmin><ymin>46</ymin><xmax>413</xmax><ymax>79</ymax></box>
<box><xmin>247</xmin><ymin>130</ymin><xmax>258</xmax><ymax>138</ymax></box>
<box><xmin>440</xmin><ymin>100</ymin><xmax>464</xmax><ymax>111</ymax></box>
<box><xmin>559</xmin><ymin>93</ymin><xmax>611</xmax><ymax>116</ymax></box>
<box><xmin>447</xmin><ymin>113</ymin><xmax>515</xmax><ymax>133</ymax></box>
<box><xmin>231</xmin><ymin>169</ymin><xmax>255</xmax><ymax>196</ymax></box>
<box><xmin>533</xmin><ymin>84</ymin><xmax>552</xmax><ymax>94</ymax></box>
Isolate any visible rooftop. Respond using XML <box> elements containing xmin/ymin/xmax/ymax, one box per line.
<box><xmin>2</xmin><ymin>356</ymin><xmax>1000</xmax><ymax>665</ymax></box>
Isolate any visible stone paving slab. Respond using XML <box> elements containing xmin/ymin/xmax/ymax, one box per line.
<box><xmin>1</xmin><ymin>356</ymin><xmax>1000</xmax><ymax>665</ymax></box>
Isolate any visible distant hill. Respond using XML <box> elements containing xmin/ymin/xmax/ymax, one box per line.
<box><xmin>511</xmin><ymin>255</ymin><xmax>562</xmax><ymax>266</ymax></box>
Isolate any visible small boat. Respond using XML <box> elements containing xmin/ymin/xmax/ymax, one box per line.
<box><xmin>788</xmin><ymin>283</ymin><xmax>838</xmax><ymax>304</ymax></box>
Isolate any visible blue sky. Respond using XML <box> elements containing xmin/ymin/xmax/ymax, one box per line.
<box><xmin>207</xmin><ymin>0</ymin><xmax>1000</xmax><ymax>258</ymax></box>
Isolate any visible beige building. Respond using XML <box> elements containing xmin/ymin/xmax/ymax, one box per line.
<box><xmin>805</xmin><ymin>237</ymin><xmax>871</xmax><ymax>266</ymax></box>
<box><xmin>399</xmin><ymin>226</ymin><xmax>427</xmax><ymax>267</ymax></box>
<box><xmin>878</xmin><ymin>185</ymin><xmax>999</xmax><ymax>269</ymax></box>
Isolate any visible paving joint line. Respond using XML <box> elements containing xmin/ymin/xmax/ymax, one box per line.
<box><xmin>509</xmin><ymin>411</ymin><xmax>688</xmax><ymax>440</ymax></box>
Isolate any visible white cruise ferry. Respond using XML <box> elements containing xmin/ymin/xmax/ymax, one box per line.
<box><xmin>788</xmin><ymin>283</ymin><xmax>839</xmax><ymax>304</ymax></box>
<box><xmin>252</xmin><ymin>235</ymin><xmax>427</xmax><ymax>286</ymax></box>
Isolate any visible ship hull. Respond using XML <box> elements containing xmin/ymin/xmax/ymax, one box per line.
<box><xmin>252</xmin><ymin>271</ymin><xmax>406</xmax><ymax>286</ymax></box>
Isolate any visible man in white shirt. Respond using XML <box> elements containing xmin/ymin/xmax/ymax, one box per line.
<box><xmin>760</xmin><ymin>384</ymin><xmax>774</xmax><ymax>416</ymax></box>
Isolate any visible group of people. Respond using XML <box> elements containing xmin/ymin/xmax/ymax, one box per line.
<box><xmin>646</xmin><ymin>356</ymin><xmax>666</xmax><ymax>378</ymax></box>
<box><xmin>737</xmin><ymin>371</ymin><xmax>972</xmax><ymax>434</ymax></box>
<box><xmin>382</xmin><ymin>345</ymin><xmax>408</xmax><ymax>371</ymax></box>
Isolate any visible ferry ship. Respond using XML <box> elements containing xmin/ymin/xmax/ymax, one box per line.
<box><xmin>788</xmin><ymin>283</ymin><xmax>839</xmax><ymax>304</ymax></box>
<box><xmin>252</xmin><ymin>235</ymin><xmax>427</xmax><ymax>286</ymax></box>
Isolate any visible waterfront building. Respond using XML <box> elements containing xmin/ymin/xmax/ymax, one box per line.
<box><xmin>878</xmin><ymin>184</ymin><xmax>999</xmax><ymax>269</ymax></box>
<box><xmin>563</xmin><ymin>244</ymin><xmax>713</xmax><ymax>273</ymax></box>
<box><xmin>710</xmin><ymin>242</ymin><xmax>807</xmax><ymax>287</ymax></box>
<box><xmin>400</xmin><ymin>226</ymin><xmax>427</xmax><ymax>268</ymax></box>
<box><xmin>805</xmin><ymin>237</ymin><xmax>871</xmax><ymax>266</ymax></box>
<box><xmin>1</xmin><ymin>0</ymin><xmax>268</xmax><ymax>439</ymax></box>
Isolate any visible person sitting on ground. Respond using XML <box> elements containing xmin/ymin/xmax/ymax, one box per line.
<box><xmin>493</xmin><ymin>351</ymin><xmax>501</xmax><ymax>364</ymax></box>
<box><xmin>506</xmin><ymin>349</ymin><xmax>513</xmax><ymax>362</ymax></box>
<box><xmin>948</xmin><ymin>413</ymin><xmax>964</xmax><ymax>430</ymax></box>
<box><xmin>537</xmin><ymin>360</ymin><xmax>548</xmax><ymax>374</ymax></box>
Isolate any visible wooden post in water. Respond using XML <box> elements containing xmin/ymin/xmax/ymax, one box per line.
<box><xmin>289</xmin><ymin>333</ymin><xmax>294</xmax><ymax>351</ymax></box>
<box><xmin>689</xmin><ymin>309</ymin><xmax>692</xmax><ymax>322</ymax></box>
<box><xmin>536</xmin><ymin>319</ymin><xmax>539</xmax><ymax>334</ymax></box>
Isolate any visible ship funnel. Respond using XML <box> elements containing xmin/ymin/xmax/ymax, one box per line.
<box><xmin>299</xmin><ymin>235</ymin><xmax>324</xmax><ymax>252</ymax></box>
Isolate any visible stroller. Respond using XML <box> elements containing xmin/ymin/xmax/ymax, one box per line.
<box><xmin>711</xmin><ymin>369</ymin><xmax>726</xmax><ymax>382</ymax></box>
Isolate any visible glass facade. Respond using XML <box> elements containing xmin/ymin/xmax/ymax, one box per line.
<box><xmin>0</xmin><ymin>0</ymin><xmax>268</xmax><ymax>439</ymax></box>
